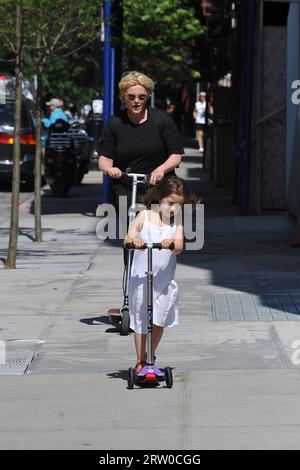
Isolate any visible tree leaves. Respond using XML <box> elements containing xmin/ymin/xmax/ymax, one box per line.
<box><xmin>123</xmin><ymin>0</ymin><xmax>204</xmax><ymax>87</ymax></box>
<box><xmin>0</xmin><ymin>0</ymin><xmax>99</xmax><ymax>106</ymax></box>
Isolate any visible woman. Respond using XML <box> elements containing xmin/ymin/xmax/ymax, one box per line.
<box><xmin>98</xmin><ymin>71</ymin><xmax>184</xmax><ymax>209</ymax></box>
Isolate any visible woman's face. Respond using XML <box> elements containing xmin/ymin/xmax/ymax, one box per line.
<box><xmin>159</xmin><ymin>193</ymin><xmax>184</xmax><ymax>218</ymax></box>
<box><xmin>124</xmin><ymin>85</ymin><xmax>148</xmax><ymax>114</ymax></box>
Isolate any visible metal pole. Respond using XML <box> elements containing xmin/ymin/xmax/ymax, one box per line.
<box><xmin>196</xmin><ymin>82</ymin><xmax>200</xmax><ymax>100</ymax></box>
<box><xmin>111</xmin><ymin>47</ymin><xmax>115</xmax><ymax>114</ymax></box>
<box><xmin>151</xmin><ymin>91</ymin><xmax>155</xmax><ymax>108</ymax></box>
<box><xmin>102</xmin><ymin>0</ymin><xmax>111</xmax><ymax>203</ymax></box>
<box><xmin>147</xmin><ymin>246</ymin><xmax>153</xmax><ymax>365</ymax></box>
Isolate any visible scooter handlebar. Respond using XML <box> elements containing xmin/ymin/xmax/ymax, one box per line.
<box><xmin>104</xmin><ymin>170</ymin><xmax>148</xmax><ymax>178</ymax></box>
<box><xmin>125</xmin><ymin>242</ymin><xmax>175</xmax><ymax>251</ymax></box>
<box><xmin>106</xmin><ymin>167</ymin><xmax>179</xmax><ymax>180</ymax></box>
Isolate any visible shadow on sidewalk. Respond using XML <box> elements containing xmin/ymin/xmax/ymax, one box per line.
<box><xmin>80</xmin><ymin>315</ymin><xmax>133</xmax><ymax>334</ymax></box>
<box><xmin>100</xmin><ymin>162</ymin><xmax>299</xmax><ymax>319</ymax></box>
<box><xmin>107</xmin><ymin>370</ymin><xmax>128</xmax><ymax>381</ymax></box>
<box><xmin>21</xmin><ymin>163</ymin><xmax>300</xmax><ymax>320</ymax></box>
<box><xmin>29</xmin><ymin>181</ymin><xmax>103</xmax><ymax>216</ymax></box>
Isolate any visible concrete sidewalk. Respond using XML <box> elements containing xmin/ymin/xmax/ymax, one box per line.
<box><xmin>1</xmin><ymin>150</ymin><xmax>300</xmax><ymax>450</ymax></box>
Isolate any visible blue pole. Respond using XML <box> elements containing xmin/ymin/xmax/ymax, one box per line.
<box><xmin>111</xmin><ymin>48</ymin><xmax>115</xmax><ymax>114</ymax></box>
<box><xmin>102</xmin><ymin>0</ymin><xmax>112</xmax><ymax>203</ymax></box>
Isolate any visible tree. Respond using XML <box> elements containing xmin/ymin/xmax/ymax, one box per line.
<box><xmin>1</xmin><ymin>0</ymin><xmax>23</xmax><ymax>269</ymax></box>
<box><xmin>123</xmin><ymin>0</ymin><xmax>204</xmax><ymax>90</ymax></box>
<box><xmin>21</xmin><ymin>1</ymin><xmax>99</xmax><ymax>242</ymax></box>
<box><xmin>0</xmin><ymin>0</ymin><xmax>100</xmax><ymax>266</ymax></box>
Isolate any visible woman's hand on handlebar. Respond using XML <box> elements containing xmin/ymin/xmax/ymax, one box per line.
<box><xmin>149</xmin><ymin>167</ymin><xmax>165</xmax><ymax>185</ymax></box>
<box><xmin>106</xmin><ymin>167</ymin><xmax>122</xmax><ymax>179</ymax></box>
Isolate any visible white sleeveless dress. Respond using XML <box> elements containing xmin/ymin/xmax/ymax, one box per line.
<box><xmin>128</xmin><ymin>210</ymin><xmax>179</xmax><ymax>334</ymax></box>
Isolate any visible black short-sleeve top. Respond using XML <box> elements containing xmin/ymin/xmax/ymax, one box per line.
<box><xmin>99</xmin><ymin>107</ymin><xmax>184</xmax><ymax>174</ymax></box>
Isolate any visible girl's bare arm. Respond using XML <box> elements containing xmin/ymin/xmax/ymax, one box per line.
<box><xmin>161</xmin><ymin>224</ymin><xmax>184</xmax><ymax>255</ymax></box>
<box><xmin>123</xmin><ymin>211</ymin><xmax>145</xmax><ymax>248</ymax></box>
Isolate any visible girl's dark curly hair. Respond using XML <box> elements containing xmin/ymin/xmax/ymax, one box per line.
<box><xmin>142</xmin><ymin>175</ymin><xmax>198</xmax><ymax>209</ymax></box>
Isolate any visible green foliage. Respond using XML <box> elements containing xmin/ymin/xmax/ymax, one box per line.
<box><xmin>0</xmin><ymin>1</ymin><xmax>15</xmax><ymax>46</ymax></box>
<box><xmin>123</xmin><ymin>0</ymin><xmax>204</xmax><ymax>88</ymax></box>
<box><xmin>41</xmin><ymin>49</ymin><xmax>95</xmax><ymax>108</ymax></box>
<box><xmin>0</xmin><ymin>0</ymin><xmax>99</xmax><ymax>107</ymax></box>
<box><xmin>21</xmin><ymin>0</ymin><xmax>99</xmax><ymax>62</ymax></box>
<box><xmin>0</xmin><ymin>0</ymin><xmax>204</xmax><ymax>107</ymax></box>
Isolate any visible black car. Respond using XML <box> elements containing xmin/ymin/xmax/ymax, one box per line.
<box><xmin>0</xmin><ymin>77</ymin><xmax>36</xmax><ymax>186</ymax></box>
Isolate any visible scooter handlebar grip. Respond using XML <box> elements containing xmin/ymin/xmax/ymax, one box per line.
<box><xmin>125</xmin><ymin>242</ymin><xmax>175</xmax><ymax>250</ymax></box>
<box><xmin>152</xmin><ymin>242</ymin><xmax>175</xmax><ymax>250</ymax></box>
<box><xmin>124</xmin><ymin>242</ymin><xmax>135</xmax><ymax>250</ymax></box>
<box><xmin>152</xmin><ymin>243</ymin><xmax>161</xmax><ymax>249</ymax></box>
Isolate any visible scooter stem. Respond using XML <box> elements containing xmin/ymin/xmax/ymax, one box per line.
<box><xmin>146</xmin><ymin>245</ymin><xmax>154</xmax><ymax>365</ymax></box>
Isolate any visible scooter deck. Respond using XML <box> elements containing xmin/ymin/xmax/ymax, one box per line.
<box><xmin>135</xmin><ymin>365</ymin><xmax>165</xmax><ymax>387</ymax></box>
<box><xmin>136</xmin><ymin>365</ymin><xmax>165</xmax><ymax>378</ymax></box>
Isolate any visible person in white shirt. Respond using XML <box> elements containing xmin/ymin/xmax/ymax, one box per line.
<box><xmin>193</xmin><ymin>91</ymin><xmax>209</xmax><ymax>154</ymax></box>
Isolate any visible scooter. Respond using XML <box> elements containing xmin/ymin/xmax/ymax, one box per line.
<box><xmin>107</xmin><ymin>172</ymin><xmax>149</xmax><ymax>336</ymax></box>
<box><xmin>125</xmin><ymin>242</ymin><xmax>174</xmax><ymax>389</ymax></box>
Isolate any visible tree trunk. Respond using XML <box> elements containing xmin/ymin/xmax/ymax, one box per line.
<box><xmin>34</xmin><ymin>65</ymin><xmax>43</xmax><ymax>242</ymax></box>
<box><xmin>5</xmin><ymin>0</ymin><xmax>23</xmax><ymax>269</ymax></box>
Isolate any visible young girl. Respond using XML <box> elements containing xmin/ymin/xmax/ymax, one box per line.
<box><xmin>123</xmin><ymin>175</ymin><xmax>195</xmax><ymax>373</ymax></box>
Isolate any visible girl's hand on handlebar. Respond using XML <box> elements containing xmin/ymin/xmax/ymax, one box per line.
<box><xmin>123</xmin><ymin>237</ymin><xmax>145</xmax><ymax>249</ymax></box>
<box><xmin>106</xmin><ymin>167</ymin><xmax>122</xmax><ymax>178</ymax></box>
<box><xmin>149</xmin><ymin>167</ymin><xmax>165</xmax><ymax>185</ymax></box>
<box><xmin>161</xmin><ymin>239</ymin><xmax>174</xmax><ymax>249</ymax></box>
<box><xmin>132</xmin><ymin>238</ymin><xmax>145</xmax><ymax>249</ymax></box>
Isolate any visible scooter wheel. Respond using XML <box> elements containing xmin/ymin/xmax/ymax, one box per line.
<box><xmin>127</xmin><ymin>367</ymin><xmax>135</xmax><ymax>389</ymax></box>
<box><xmin>165</xmin><ymin>367</ymin><xmax>173</xmax><ymax>388</ymax></box>
<box><xmin>120</xmin><ymin>308</ymin><xmax>130</xmax><ymax>336</ymax></box>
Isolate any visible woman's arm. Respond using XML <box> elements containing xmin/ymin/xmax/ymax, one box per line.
<box><xmin>98</xmin><ymin>119</ymin><xmax>122</xmax><ymax>178</ymax></box>
<box><xmin>98</xmin><ymin>155</ymin><xmax>122</xmax><ymax>178</ymax></box>
<box><xmin>150</xmin><ymin>154</ymin><xmax>182</xmax><ymax>185</ymax></box>
<box><xmin>150</xmin><ymin>112</ymin><xmax>184</xmax><ymax>185</ymax></box>
<box><xmin>98</xmin><ymin>155</ymin><xmax>113</xmax><ymax>173</ymax></box>
<box><xmin>160</xmin><ymin>154</ymin><xmax>182</xmax><ymax>173</ymax></box>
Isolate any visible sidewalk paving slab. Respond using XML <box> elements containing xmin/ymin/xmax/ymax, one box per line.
<box><xmin>1</xmin><ymin>153</ymin><xmax>300</xmax><ymax>449</ymax></box>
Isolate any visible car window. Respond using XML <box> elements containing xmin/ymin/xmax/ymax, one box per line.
<box><xmin>0</xmin><ymin>101</ymin><xmax>32</xmax><ymax>128</ymax></box>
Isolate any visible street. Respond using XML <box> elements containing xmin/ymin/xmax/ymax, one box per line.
<box><xmin>1</xmin><ymin>150</ymin><xmax>300</xmax><ymax>450</ymax></box>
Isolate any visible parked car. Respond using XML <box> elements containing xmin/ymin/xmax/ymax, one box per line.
<box><xmin>0</xmin><ymin>75</ymin><xmax>37</xmax><ymax>187</ymax></box>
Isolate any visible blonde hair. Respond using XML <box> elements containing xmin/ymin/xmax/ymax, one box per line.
<box><xmin>118</xmin><ymin>71</ymin><xmax>155</xmax><ymax>102</ymax></box>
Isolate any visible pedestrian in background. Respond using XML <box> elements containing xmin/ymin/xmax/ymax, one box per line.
<box><xmin>42</xmin><ymin>98</ymin><xmax>69</xmax><ymax>129</ymax></box>
<box><xmin>193</xmin><ymin>91</ymin><xmax>207</xmax><ymax>154</ymax></box>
